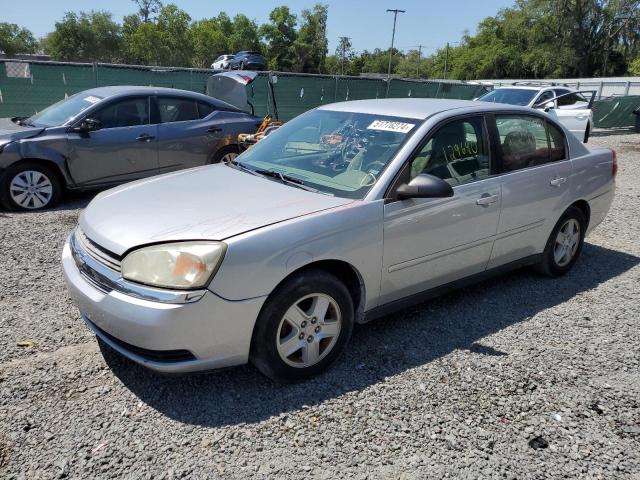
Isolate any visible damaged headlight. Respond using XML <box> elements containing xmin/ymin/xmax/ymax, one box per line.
<box><xmin>121</xmin><ymin>242</ymin><xmax>226</xmax><ymax>289</ymax></box>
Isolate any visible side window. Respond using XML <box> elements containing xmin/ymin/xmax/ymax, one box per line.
<box><xmin>409</xmin><ymin>117</ymin><xmax>490</xmax><ymax>186</ymax></box>
<box><xmin>556</xmin><ymin>89</ymin><xmax>576</xmax><ymax>107</ymax></box>
<box><xmin>157</xmin><ymin>97</ymin><xmax>199</xmax><ymax>123</ymax></box>
<box><xmin>496</xmin><ymin>115</ymin><xmax>553</xmax><ymax>171</ymax></box>
<box><xmin>197</xmin><ymin>102</ymin><xmax>215</xmax><ymax>119</ymax></box>
<box><xmin>92</xmin><ymin>97</ymin><xmax>149</xmax><ymax>129</ymax></box>
<box><xmin>546</xmin><ymin>122</ymin><xmax>566</xmax><ymax>161</ymax></box>
<box><xmin>535</xmin><ymin>90</ymin><xmax>555</xmax><ymax>106</ymax></box>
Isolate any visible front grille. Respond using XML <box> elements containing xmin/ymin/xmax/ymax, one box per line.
<box><xmin>76</xmin><ymin>228</ymin><xmax>121</xmax><ymax>272</ymax></box>
<box><xmin>88</xmin><ymin>318</ymin><xmax>197</xmax><ymax>363</ymax></box>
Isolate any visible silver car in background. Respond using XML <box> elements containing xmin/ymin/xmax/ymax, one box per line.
<box><xmin>62</xmin><ymin>99</ymin><xmax>616</xmax><ymax>382</ymax></box>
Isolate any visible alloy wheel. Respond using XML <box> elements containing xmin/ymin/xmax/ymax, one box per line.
<box><xmin>9</xmin><ymin>170</ymin><xmax>54</xmax><ymax>210</ymax></box>
<box><xmin>221</xmin><ymin>152</ymin><xmax>238</xmax><ymax>163</ymax></box>
<box><xmin>554</xmin><ymin>218</ymin><xmax>581</xmax><ymax>267</ymax></box>
<box><xmin>276</xmin><ymin>293</ymin><xmax>342</xmax><ymax>368</ymax></box>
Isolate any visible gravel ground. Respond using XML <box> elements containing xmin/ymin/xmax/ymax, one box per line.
<box><xmin>1</xmin><ymin>131</ymin><xmax>639</xmax><ymax>479</ymax></box>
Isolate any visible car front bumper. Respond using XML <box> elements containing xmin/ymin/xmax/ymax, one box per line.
<box><xmin>62</xmin><ymin>237</ymin><xmax>266</xmax><ymax>373</ymax></box>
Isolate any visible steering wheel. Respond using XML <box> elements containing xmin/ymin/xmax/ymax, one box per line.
<box><xmin>359</xmin><ymin>171</ymin><xmax>377</xmax><ymax>187</ymax></box>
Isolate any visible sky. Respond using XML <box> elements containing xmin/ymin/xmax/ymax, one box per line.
<box><xmin>1</xmin><ymin>0</ymin><xmax>515</xmax><ymax>55</ymax></box>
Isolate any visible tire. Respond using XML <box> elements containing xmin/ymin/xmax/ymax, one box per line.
<box><xmin>0</xmin><ymin>161</ymin><xmax>62</xmax><ymax>211</ymax></box>
<box><xmin>583</xmin><ymin>122</ymin><xmax>591</xmax><ymax>143</ymax></box>
<box><xmin>250</xmin><ymin>270</ymin><xmax>354</xmax><ymax>382</ymax></box>
<box><xmin>534</xmin><ymin>206</ymin><xmax>587</xmax><ymax>277</ymax></box>
<box><xmin>210</xmin><ymin>145</ymin><xmax>240</xmax><ymax>164</ymax></box>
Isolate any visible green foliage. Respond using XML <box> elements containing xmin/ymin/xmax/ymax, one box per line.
<box><xmin>0</xmin><ymin>23</ymin><xmax>37</xmax><ymax>57</ymax></box>
<box><xmin>294</xmin><ymin>4</ymin><xmax>329</xmax><ymax>73</ymax></box>
<box><xmin>260</xmin><ymin>7</ymin><xmax>297</xmax><ymax>70</ymax></box>
<box><xmin>630</xmin><ymin>56</ymin><xmax>640</xmax><ymax>75</ymax></box>
<box><xmin>45</xmin><ymin>11</ymin><xmax>122</xmax><ymax>62</ymax></box>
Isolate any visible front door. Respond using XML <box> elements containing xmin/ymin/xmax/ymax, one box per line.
<box><xmin>66</xmin><ymin>96</ymin><xmax>158</xmax><ymax>186</ymax></box>
<box><xmin>487</xmin><ymin>114</ymin><xmax>572</xmax><ymax>269</ymax></box>
<box><xmin>381</xmin><ymin>115</ymin><xmax>501</xmax><ymax>304</ymax></box>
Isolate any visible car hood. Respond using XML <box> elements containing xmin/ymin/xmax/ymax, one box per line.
<box><xmin>80</xmin><ymin>164</ymin><xmax>353</xmax><ymax>256</ymax></box>
<box><xmin>0</xmin><ymin>118</ymin><xmax>44</xmax><ymax>141</ymax></box>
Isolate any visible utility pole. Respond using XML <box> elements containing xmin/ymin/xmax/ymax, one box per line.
<box><xmin>386</xmin><ymin>8</ymin><xmax>405</xmax><ymax>96</ymax></box>
<box><xmin>443</xmin><ymin>42</ymin><xmax>450</xmax><ymax>79</ymax></box>
<box><xmin>417</xmin><ymin>44</ymin><xmax>423</xmax><ymax>78</ymax></box>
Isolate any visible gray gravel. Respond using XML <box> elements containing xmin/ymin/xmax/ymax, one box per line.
<box><xmin>1</xmin><ymin>132</ymin><xmax>639</xmax><ymax>479</ymax></box>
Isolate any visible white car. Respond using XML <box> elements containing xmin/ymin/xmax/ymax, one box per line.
<box><xmin>477</xmin><ymin>84</ymin><xmax>595</xmax><ymax>143</ymax></box>
<box><xmin>211</xmin><ymin>54</ymin><xmax>234</xmax><ymax>70</ymax></box>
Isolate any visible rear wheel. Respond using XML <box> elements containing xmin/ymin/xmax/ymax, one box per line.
<box><xmin>250</xmin><ymin>270</ymin><xmax>354</xmax><ymax>382</ymax></box>
<box><xmin>210</xmin><ymin>145</ymin><xmax>239</xmax><ymax>164</ymax></box>
<box><xmin>0</xmin><ymin>162</ymin><xmax>61</xmax><ymax>211</ymax></box>
<box><xmin>535</xmin><ymin>206</ymin><xmax>586</xmax><ymax>277</ymax></box>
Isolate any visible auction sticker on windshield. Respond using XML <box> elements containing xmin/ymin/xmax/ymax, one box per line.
<box><xmin>84</xmin><ymin>95</ymin><xmax>101</xmax><ymax>104</ymax></box>
<box><xmin>367</xmin><ymin>120</ymin><xmax>415</xmax><ymax>133</ymax></box>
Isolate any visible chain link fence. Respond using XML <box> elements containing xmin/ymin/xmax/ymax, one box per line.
<box><xmin>1</xmin><ymin>59</ymin><xmax>638</xmax><ymax>129</ymax></box>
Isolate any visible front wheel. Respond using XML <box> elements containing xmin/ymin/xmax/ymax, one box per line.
<box><xmin>250</xmin><ymin>270</ymin><xmax>354</xmax><ymax>382</ymax></box>
<box><xmin>0</xmin><ymin>162</ymin><xmax>61</xmax><ymax>211</ymax></box>
<box><xmin>535</xmin><ymin>206</ymin><xmax>587</xmax><ymax>277</ymax></box>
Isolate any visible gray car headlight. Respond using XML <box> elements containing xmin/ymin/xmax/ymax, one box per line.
<box><xmin>121</xmin><ymin>242</ymin><xmax>226</xmax><ymax>289</ymax></box>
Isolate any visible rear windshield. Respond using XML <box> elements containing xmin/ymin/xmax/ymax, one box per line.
<box><xmin>478</xmin><ymin>89</ymin><xmax>537</xmax><ymax>106</ymax></box>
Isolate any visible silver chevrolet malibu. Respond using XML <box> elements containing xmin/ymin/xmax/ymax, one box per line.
<box><xmin>62</xmin><ymin>99</ymin><xmax>616</xmax><ymax>381</ymax></box>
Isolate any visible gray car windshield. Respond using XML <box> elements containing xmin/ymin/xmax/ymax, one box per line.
<box><xmin>27</xmin><ymin>93</ymin><xmax>104</xmax><ymax>127</ymax></box>
<box><xmin>236</xmin><ymin>109</ymin><xmax>419</xmax><ymax>199</ymax></box>
<box><xmin>478</xmin><ymin>89</ymin><xmax>537</xmax><ymax>106</ymax></box>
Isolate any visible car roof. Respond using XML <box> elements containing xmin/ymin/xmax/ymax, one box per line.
<box><xmin>317</xmin><ymin>98</ymin><xmax>535</xmax><ymax>120</ymax></box>
<box><xmin>78</xmin><ymin>86</ymin><xmax>241</xmax><ymax>111</ymax></box>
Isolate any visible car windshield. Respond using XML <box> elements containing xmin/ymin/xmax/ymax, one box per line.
<box><xmin>478</xmin><ymin>89</ymin><xmax>537</xmax><ymax>106</ymax></box>
<box><xmin>236</xmin><ymin>109</ymin><xmax>419</xmax><ymax>199</ymax></box>
<box><xmin>26</xmin><ymin>92</ymin><xmax>104</xmax><ymax>127</ymax></box>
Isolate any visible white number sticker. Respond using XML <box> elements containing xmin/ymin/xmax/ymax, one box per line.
<box><xmin>367</xmin><ymin>120</ymin><xmax>414</xmax><ymax>133</ymax></box>
<box><xmin>83</xmin><ymin>95</ymin><xmax>101</xmax><ymax>104</ymax></box>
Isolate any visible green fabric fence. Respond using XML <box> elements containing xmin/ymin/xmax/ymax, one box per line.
<box><xmin>1</xmin><ymin>60</ymin><xmax>638</xmax><ymax>128</ymax></box>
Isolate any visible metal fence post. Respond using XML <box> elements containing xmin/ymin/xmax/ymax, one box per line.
<box><xmin>624</xmin><ymin>81</ymin><xmax>630</xmax><ymax>97</ymax></box>
<box><xmin>597</xmin><ymin>81</ymin><xmax>604</xmax><ymax>100</ymax></box>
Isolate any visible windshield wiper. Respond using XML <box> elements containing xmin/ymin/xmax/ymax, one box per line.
<box><xmin>254</xmin><ymin>168</ymin><xmax>320</xmax><ymax>193</ymax></box>
<box><xmin>227</xmin><ymin>158</ymin><xmax>261</xmax><ymax>176</ymax></box>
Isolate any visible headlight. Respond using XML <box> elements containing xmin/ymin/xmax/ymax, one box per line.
<box><xmin>121</xmin><ymin>242</ymin><xmax>226</xmax><ymax>289</ymax></box>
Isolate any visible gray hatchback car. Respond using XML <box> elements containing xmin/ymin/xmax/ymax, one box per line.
<box><xmin>0</xmin><ymin>86</ymin><xmax>260</xmax><ymax>210</ymax></box>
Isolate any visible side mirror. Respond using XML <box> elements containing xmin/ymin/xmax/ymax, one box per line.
<box><xmin>72</xmin><ymin>118</ymin><xmax>101</xmax><ymax>133</ymax></box>
<box><xmin>396</xmin><ymin>174</ymin><xmax>454</xmax><ymax>200</ymax></box>
<box><xmin>543</xmin><ymin>101</ymin><xmax>555</xmax><ymax>112</ymax></box>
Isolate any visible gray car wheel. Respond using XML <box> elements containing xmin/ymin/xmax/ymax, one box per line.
<box><xmin>535</xmin><ymin>206</ymin><xmax>586</xmax><ymax>277</ymax></box>
<box><xmin>250</xmin><ymin>270</ymin><xmax>354</xmax><ymax>382</ymax></box>
<box><xmin>1</xmin><ymin>162</ymin><xmax>61</xmax><ymax>211</ymax></box>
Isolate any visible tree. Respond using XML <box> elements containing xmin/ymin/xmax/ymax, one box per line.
<box><xmin>45</xmin><ymin>11</ymin><xmax>122</xmax><ymax>62</ymax></box>
<box><xmin>335</xmin><ymin>36</ymin><xmax>355</xmax><ymax>75</ymax></box>
<box><xmin>131</xmin><ymin>0</ymin><xmax>163</xmax><ymax>23</ymax></box>
<box><xmin>0</xmin><ymin>23</ymin><xmax>37</xmax><ymax>57</ymax></box>
<box><xmin>630</xmin><ymin>56</ymin><xmax>640</xmax><ymax>75</ymax></box>
<box><xmin>190</xmin><ymin>18</ymin><xmax>229</xmax><ymax>68</ymax></box>
<box><xmin>294</xmin><ymin>4</ymin><xmax>329</xmax><ymax>73</ymax></box>
<box><xmin>260</xmin><ymin>6</ymin><xmax>297</xmax><ymax>70</ymax></box>
<box><xmin>228</xmin><ymin>14</ymin><xmax>261</xmax><ymax>54</ymax></box>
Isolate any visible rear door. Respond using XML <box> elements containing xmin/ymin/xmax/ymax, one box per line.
<box><xmin>66</xmin><ymin>96</ymin><xmax>159</xmax><ymax>185</ymax></box>
<box><xmin>155</xmin><ymin>96</ymin><xmax>225</xmax><ymax>172</ymax></box>
<box><xmin>487</xmin><ymin>114</ymin><xmax>571</xmax><ymax>268</ymax></box>
<box><xmin>381</xmin><ymin>115</ymin><xmax>502</xmax><ymax>304</ymax></box>
<box><xmin>548</xmin><ymin>89</ymin><xmax>591</xmax><ymax>139</ymax></box>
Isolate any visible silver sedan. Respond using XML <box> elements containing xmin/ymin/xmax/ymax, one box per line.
<box><xmin>62</xmin><ymin>99</ymin><xmax>616</xmax><ymax>381</ymax></box>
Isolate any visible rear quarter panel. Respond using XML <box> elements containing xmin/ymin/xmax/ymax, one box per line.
<box><xmin>569</xmin><ymin>146</ymin><xmax>615</xmax><ymax>234</ymax></box>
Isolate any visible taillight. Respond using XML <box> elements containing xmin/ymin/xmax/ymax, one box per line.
<box><xmin>611</xmin><ymin>149</ymin><xmax>618</xmax><ymax>177</ymax></box>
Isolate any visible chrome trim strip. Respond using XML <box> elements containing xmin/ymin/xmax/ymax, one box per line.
<box><xmin>70</xmin><ymin>230</ymin><xmax>206</xmax><ymax>304</ymax></box>
<box><xmin>76</xmin><ymin>228</ymin><xmax>121</xmax><ymax>272</ymax></box>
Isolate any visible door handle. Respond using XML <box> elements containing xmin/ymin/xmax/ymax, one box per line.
<box><xmin>207</xmin><ymin>126</ymin><xmax>223</xmax><ymax>133</ymax></box>
<box><xmin>136</xmin><ymin>133</ymin><xmax>155</xmax><ymax>142</ymax></box>
<box><xmin>476</xmin><ymin>194</ymin><xmax>498</xmax><ymax>206</ymax></box>
<box><xmin>550</xmin><ymin>177</ymin><xmax>567</xmax><ymax>187</ymax></box>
